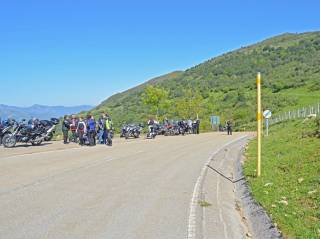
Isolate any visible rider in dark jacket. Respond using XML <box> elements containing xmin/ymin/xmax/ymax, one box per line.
<box><xmin>226</xmin><ymin>120</ymin><xmax>232</xmax><ymax>135</ymax></box>
<box><xmin>105</xmin><ymin>114</ymin><xmax>113</xmax><ymax>146</ymax></box>
<box><xmin>97</xmin><ymin>115</ymin><xmax>105</xmax><ymax>144</ymax></box>
<box><xmin>62</xmin><ymin>116</ymin><xmax>70</xmax><ymax>144</ymax></box>
<box><xmin>87</xmin><ymin>115</ymin><xmax>96</xmax><ymax>146</ymax></box>
<box><xmin>196</xmin><ymin>119</ymin><xmax>200</xmax><ymax>134</ymax></box>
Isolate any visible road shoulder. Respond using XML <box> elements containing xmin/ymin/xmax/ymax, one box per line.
<box><xmin>191</xmin><ymin>136</ymin><xmax>282</xmax><ymax>239</ymax></box>
<box><xmin>234</xmin><ymin>146</ymin><xmax>283</xmax><ymax>239</ymax></box>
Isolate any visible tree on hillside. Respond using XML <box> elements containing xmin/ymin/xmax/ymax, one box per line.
<box><xmin>141</xmin><ymin>86</ymin><xmax>169</xmax><ymax>119</ymax></box>
<box><xmin>175</xmin><ymin>89</ymin><xmax>203</xmax><ymax>119</ymax></box>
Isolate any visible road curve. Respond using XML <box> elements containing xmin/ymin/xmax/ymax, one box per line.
<box><xmin>0</xmin><ymin>132</ymin><xmax>248</xmax><ymax>239</ymax></box>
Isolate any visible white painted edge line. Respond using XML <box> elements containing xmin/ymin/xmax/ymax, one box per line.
<box><xmin>0</xmin><ymin>144</ymin><xmax>104</xmax><ymax>159</ymax></box>
<box><xmin>187</xmin><ymin>135</ymin><xmax>248</xmax><ymax>239</ymax></box>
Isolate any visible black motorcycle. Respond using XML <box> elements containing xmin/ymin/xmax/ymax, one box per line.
<box><xmin>120</xmin><ymin>125</ymin><xmax>127</xmax><ymax>138</ymax></box>
<box><xmin>2</xmin><ymin>120</ymin><xmax>44</xmax><ymax>148</ymax></box>
<box><xmin>106</xmin><ymin>128</ymin><xmax>114</xmax><ymax>146</ymax></box>
<box><xmin>164</xmin><ymin>121</ymin><xmax>185</xmax><ymax>136</ymax></box>
<box><xmin>122</xmin><ymin>124</ymin><xmax>143</xmax><ymax>139</ymax></box>
<box><xmin>38</xmin><ymin>118</ymin><xmax>59</xmax><ymax>141</ymax></box>
<box><xmin>178</xmin><ymin>121</ymin><xmax>187</xmax><ymax>136</ymax></box>
<box><xmin>146</xmin><ymin>124</ymin><xmax>157</xmax><ymax>139</ymax></box>
<box><xmin>0</xmin><ymin>119</ymin><xmax>15</xmax><ymax>145</ymax></box>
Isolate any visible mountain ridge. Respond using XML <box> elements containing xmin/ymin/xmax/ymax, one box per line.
<box><xmin>0</xmin><ymin>104</ymin><xmax>94</xmax><ymax>120</ymax></box>
<box><xmin>85</xmin><ymin>31</ymin><xmax>320</xmax><ymax>130</ymax></box>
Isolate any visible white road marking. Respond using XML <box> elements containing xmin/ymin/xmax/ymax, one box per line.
<box><xmin>0</xmin><ymin>145</ymin><xmax>96</xmax><ymax>159</ymax></box>
<box><xmin>187</xmin><ymin>135</ymin><xmax>248</xmax><ymax>239</ymax></box>
<box><xmin>217</xmin><ymin>149</ymin><xmax>229</xmax><ymax>239</ymax></box>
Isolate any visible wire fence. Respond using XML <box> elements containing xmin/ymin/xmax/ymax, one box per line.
<box><xmin>269</xmin><ymin>102</ymin><xmax>320</xmax><ymax>125</ymax></box>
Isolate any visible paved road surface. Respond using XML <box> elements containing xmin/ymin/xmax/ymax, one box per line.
<box><xmin>0</xmin><ymin>133</ymin><xmax>249</xmax><ymax>239</ymax></box>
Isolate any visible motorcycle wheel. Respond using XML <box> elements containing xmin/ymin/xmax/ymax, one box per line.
<box><xmin>106</xmin><ymin>135</ymin><xmax>112</xmax><ymax>146</ymax></box>
<box><xmin>31</xmin><ymin>136</ymin><xmax>43</xmax><ymax>146</ymax></box>
<box><xmin>125</xmin><ymin>133</ymin><xmax>129</xmax><ymax>140</ymax></box>
<box><xmin>45</xmin><ymin>133</ymin><xmax>53</xmax><ymax>141</ymax></box>
<box><xmin>2</xmin><ymin>134</ymin><xmax>16</xmax><ymax>148</ymax></box>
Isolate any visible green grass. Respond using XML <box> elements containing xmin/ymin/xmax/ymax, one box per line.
<box><xmin>198</xmin><ymin>200</ymin><xmax>212</xmax><ymax>208</ymax></box>
<box><xmin>279</xmin><ymin>87</ymin><xmax>320</xmax><ymax>111</ymax></box>
<box><xmin>244</xmin><ymin>119</ymin><xmax>320</xmax><ymax>238</ymax></box>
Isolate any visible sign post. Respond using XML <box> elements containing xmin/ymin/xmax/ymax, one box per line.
<box><xmin>210</xmin><ymin>115</ymin><xmax>220</xmax><ymax>131</ymax></box>
<box><xmin>257</xmin><ymin>73</ymin><xmax>262</xmax><ymax>177</ymax></box>
<box><xmin>263</xmin><ymin>110</ymin><xmax>272</xmax><ymax>137</ymax></box>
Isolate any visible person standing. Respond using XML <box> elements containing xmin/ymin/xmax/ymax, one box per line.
<box><xmin>70</xmin><ymin>115</ymin><xmax>79</xmax><ymax>143</ymax></box>
<box><xmin>187</xmin><ymin>119</ymin><xmax>193</xmax><ymax>134</ymax></box>
<box><xmin>192</xmin><ymin>120</ymin><xmax>197</xmax><ymax>134</ymax></box>
<box><xmin>87</xmin><ymin>115</ymin><xmax>96</xmax><ymax>146</ymax></box>
<box><xmin>105</xmin><ymin>114</ymin><xmax>113</xmax><ymax>146</ymax></box>
<box><xmin>97</xmin><ymin>114</ymin><xmax>105</xmax><ymax>144</ymax></box>
<box><xmin>196</xmin><ymin>118</ymin><xmax>200</xmax><ymax>134</ymax></box>
<box><xmin>226</xmin><ymin>120</ymin><xmax>233</xmax><ymax>135</ymax></box>
<box><xmin>62</xmin><ymin>115</ymin><xmax>70</xmax><ymax>144</ymax></box>
<box><xmin>77</xmin><ymin>117</ymin><xmax>86</xmax><ymax>146</ymax></box>
<box><xmin>147</xmin><ymin>118</ymin><xmax>155</xmax><ymax>134</ymax></box>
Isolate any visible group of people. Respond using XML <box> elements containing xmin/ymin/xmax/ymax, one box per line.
<box><xmin>187</xmin><ymin>119</ymin><xmax>201</xmax><ymax>134</ymax></box>
<box><xmin>62</xmin><ymin>113</ymin><xmax>113</xmax><ymax>146</ymax></box>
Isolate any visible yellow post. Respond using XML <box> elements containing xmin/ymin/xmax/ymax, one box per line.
<box><xmin>256</xmin><ymin>72</ymin><xmax>262</xmax><ymax>177</ymax></box>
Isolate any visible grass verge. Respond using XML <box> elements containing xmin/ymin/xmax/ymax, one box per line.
<box><xmin>244</xmin><ymin>118</ymin><xmax>320</xmax><ymax>238</ymax></box>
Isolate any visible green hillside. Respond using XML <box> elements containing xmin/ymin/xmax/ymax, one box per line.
<box><xmin>89</xmin><ymin>31</ymin><xmax>320</xmax><ymax>130</ymax></box>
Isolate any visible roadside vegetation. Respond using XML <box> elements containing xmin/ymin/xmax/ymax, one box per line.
<box><xmin>244</xmin><ymin>118</ymin><xmax>320</xmax><ymax>238</ymax></box>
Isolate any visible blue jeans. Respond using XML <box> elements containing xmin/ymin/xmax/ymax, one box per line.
<box><xmin>102</xmin><ymin>130</ymin><xmax>107</xmax><ymax>144</ymax></box>
<box><xmin>98</xmin><ymin>130</ymin><xmax>104</xmax><ymax>144</ymax></box>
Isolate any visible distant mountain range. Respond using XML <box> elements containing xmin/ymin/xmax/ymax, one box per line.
<box><xmin>0</xmin><ymin>104</ymin><xmax>94</xmax><ymax>120</ymax></box>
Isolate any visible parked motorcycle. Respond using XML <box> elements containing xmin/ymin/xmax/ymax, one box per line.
<box><xmin>121</xmin><ymin>124</ymin><xmax>143</xmax><ymax>139</ymax></box>
<box><xmin>38</xmin><ymin>118</ymin><xmax>59</xmax><ymax>141</ymax></box>
<box><xmin>2</xmin><ymin>119</ymin><xmax>44</xmax><ymax>148</ymax></box>
<box><xmin>178</xmin><ymin>121</ymin><xmax>187</xmax><ymax>136</ymax></box>
<box><xmin>164</xmin><ymin>121</ymin><xmax>186</xmax><ymax>136</ymax></box>
<box><xmin>154</xmin><ymin>124</ymin><xmax>166</xmax><ymax>135</ymax></box>
<box><xmin>0</xmin><ymin>119</ymin><xmax>15</xmax><ymax>145</ymax></box>
<box><xmin>146</xmin><ymin>124</ymin><xmax>157</xmax><ymax>139</ymax></box>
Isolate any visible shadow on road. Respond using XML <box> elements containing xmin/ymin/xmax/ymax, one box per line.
<box><xmin>13</xmin><ymin>143</ymin><xmax>53</xmax><ymax>148</ymax></box>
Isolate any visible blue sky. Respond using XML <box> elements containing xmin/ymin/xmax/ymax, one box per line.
<box><xmin>1</xmin><ymin>0</ymin><xmax>319</xmax><ymax>106</ymax></box>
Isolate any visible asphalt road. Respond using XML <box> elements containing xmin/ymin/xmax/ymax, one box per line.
<box><xmin>0</xmin><ymin>133</ymin><xmax>249</xmax><ymax>239</ymax></box>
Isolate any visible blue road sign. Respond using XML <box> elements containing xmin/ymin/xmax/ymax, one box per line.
<box><xmin>210</xmin><ymin>116</ymin><xmax>220</xmax><ymax>125</ymax></box>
